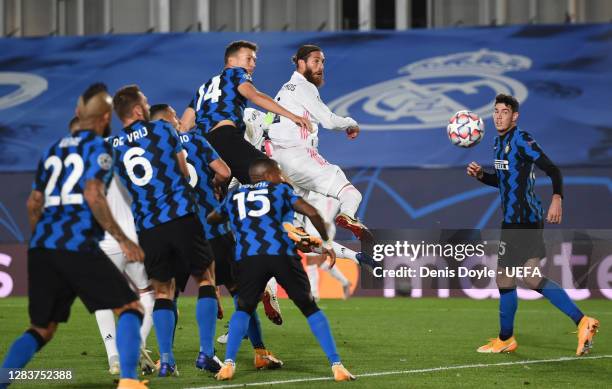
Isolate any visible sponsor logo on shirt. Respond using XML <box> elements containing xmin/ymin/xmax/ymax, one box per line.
<box><xmin>495</xmin><ymin>159</ymin><xmax>509</xmax><ymax>170</ymax></box>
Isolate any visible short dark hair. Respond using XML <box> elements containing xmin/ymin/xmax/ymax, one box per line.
<box><xmin>495</xmin><ymin>93</ymin><xmax>519</xmax><ymax>113</ymax></box>
<box><xmin>82</xmin><ymin>82</ymin><xmax>108</xmax><ymax>104</ymax></box>
<box><xmin>150</xmin><ymin>104</ymin><xmax>170</xmax><ymax>120</ymax></box>
<box><xmin>249</xmin><ymin>157</ymin><xmax>278</xmax><ymax>176</ymax></box>
<box><xmin>292</xmin><ymin>44</ymin><xmax>322</xmax><ymax>67</ymax></box>
<box><xmin>224</xmin><ymin>40</ymin><xmax>258</xmax><ymax>64</ymax></box>
<box><xmin>113</xmin><ymin>84</ymin><xmax>142</xmax><ymax>120</ymax></box>
<box><xmin>68</xmin><ymin>116</ymin><xmax>79</xmax><ymax>131</ymax></box>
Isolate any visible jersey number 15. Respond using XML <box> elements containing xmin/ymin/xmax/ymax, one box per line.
<box><xmin>232</xmin><ymin>190</ymin><xmax>270</xmax><ymax>220</ymax></box>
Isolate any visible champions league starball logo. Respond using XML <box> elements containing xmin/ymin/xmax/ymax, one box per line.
<box><xmin>0</xmin><ymin>72</ymin><xmax>48</xmax><ymax>110</ymax></box>
<box><xmin>328</xmin><ymin>49</ymin><xmax>531</xmax><ymax>131</ymax></box>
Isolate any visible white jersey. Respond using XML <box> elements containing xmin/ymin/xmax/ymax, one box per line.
<box><xmin>243</xmin><ymin>107</ymin><xmax>267</xmax><ymax>151</ymax></box>
<box><xmin>98</xmin><ymin>176</ymin><xmax>138</xmax><ymax>254</ymax></box>
<box><xmin>268</xmin><ymin>71</ymin><xmax>357</xmax><ymax>149</ymax></box>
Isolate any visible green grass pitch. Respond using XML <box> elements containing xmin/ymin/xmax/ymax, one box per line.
<box><xmin>0</xmin><ymin>297</ymin><xmax>610</xmax><ymax>388</ymax></box>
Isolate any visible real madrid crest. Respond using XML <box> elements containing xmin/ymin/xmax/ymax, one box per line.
<box><xmin>327</xmin><ymin>49</ymin><xmax>532</xmax><ymax>131</ymax></box>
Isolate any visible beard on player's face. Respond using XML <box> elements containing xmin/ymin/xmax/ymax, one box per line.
<box><xmin>140</xmin><ymin>104</ymin><xmax>151</xmax><ymax>122</ymax></box>
<box><xmin>304</xmin><ymin>66</ymin><xmax>324</xmax><ymax>87</ymax></box>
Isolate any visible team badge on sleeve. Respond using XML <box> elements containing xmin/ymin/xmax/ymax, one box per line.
<box><xmin>98</xmin><ymin>153</ymin><xmax>113</xmax><ymax>170</ymax></box>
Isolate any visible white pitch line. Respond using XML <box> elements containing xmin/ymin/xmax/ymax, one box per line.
<box><xmin>185</xmin><ymin>354</ymin><xmax>612</xmax><ymax>389</ymax></box>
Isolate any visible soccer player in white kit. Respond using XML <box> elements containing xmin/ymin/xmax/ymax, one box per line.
<box><xmin>95</xmin><ymin>175</ymin><xmax>156</xmax><ymax>375</ymax></box>
<box><xmin>244</xmin><ymin>108</ymin><xmax>376</xmax><ymax>300</ymax></box>
<box><xmin>66</xmin><ymin>115</ymin><xmax>155</xmax><ymax>377</ymax></box>
<box><xmin>266</xmin><ymin>44</ymin><xmax>370</xmax><ymax>241</ymax></box>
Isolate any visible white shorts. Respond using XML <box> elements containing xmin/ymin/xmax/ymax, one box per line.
<box><xmin>272</xmin><ymin>146</ymin><xmax>350</xmax><ymax>198</ymax></box>
<box><xmin>103</xmin><ymin>249</ymin><xmax>150</xmax><ymax>290</ymax></box>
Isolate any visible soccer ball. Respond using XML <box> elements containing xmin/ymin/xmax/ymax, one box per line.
<box><xmin>447</xmin><ymin>110</ymin><xmax>484</xmax><ymax>148</ymax></box>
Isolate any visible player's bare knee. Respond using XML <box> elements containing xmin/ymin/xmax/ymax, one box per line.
<box><xmin>496</xmin><ymin>272</ymin><xmax>515</xmax><ymax>289</ymax></box>
<box><xmin>114</xmin><ymin>300</ymin><xmax>144</xmax><ymax>316</ymax></box>
<box><xmin>152</xmin><ymin>279</ymin><xmax>175</xmax><ymax>299</ymax></box>
<box><xmin>29</xmin><ymin>323</ymin><xmax>57</xmax><ymax>343</ymax></box>
<box><xmin>524</xmin><ymin>275</ymin><xmax>543</xmax><ymax>290</ymax></box>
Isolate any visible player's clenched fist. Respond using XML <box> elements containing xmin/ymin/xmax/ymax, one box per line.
<box><xmin>346</xmin><ymin>126</ymin><xmax>360</xmax><ymax>139</ymax></box>
<box><xmin>467</xmin><ymin>161</ymin><xmax>483</xmax><ymax>179</ymax></box>
<box><xmin>120</xmin><ymin>239</ymin><xmax>145</xmax><ymax>262</ymax></box>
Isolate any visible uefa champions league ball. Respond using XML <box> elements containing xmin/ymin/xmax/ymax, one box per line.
<box><xmin>447</xmin><ymin>110</ymin><xmax>485</xmax><ymax>148</ymax></box>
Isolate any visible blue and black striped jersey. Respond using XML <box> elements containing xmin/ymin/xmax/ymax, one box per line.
<box><xmin>110</xmin><ymin>120</ymin><xmax>197</xmax><ymax>231</ymax></box>
<box><xmin>190</xmin><ymin>67</ymin><xmax>252</xmax><ymax>134</ymax></box>
<box><xmin>215</xmin><ymin>181</ymin><xmax>299</xmax><ymax>260</ymax></box>
<box><xmin>30</xmin><ymin>130</ymin><xmax>114</xmax><ymax>252</ymax></box>
<box><xmin>179</xmin><ymin>130</ymin><xmax>229</xmax><ymax>239</ymax></box>
<box><xmin>493</xmin><ymin>127</ymin><xmax>544</xmax><ymax>223</ymax></box>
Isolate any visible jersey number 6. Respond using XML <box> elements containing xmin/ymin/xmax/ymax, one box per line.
<box><xmin>233</xmin><ymin>189</ymin><xmax>270</xmax><ymax>220</ymax></box>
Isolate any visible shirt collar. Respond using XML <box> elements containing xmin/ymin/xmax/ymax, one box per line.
<box><xmin>291</xmin><ymin>71</ymin><xmax>307</xmax><ymax>82</ymax></box>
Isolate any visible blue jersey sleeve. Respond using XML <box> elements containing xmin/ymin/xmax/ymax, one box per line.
<box><xmin>280</xmin><ymin>183</ymin><xmax>300</xmax><ymax>207</ymax></box>
<box><xmin>516</xmin><ymin>131</ymin><xmax>543</xmax><ymax>162</ymax></box>
<box><xmin>200</xmin><ymin>136</ymin><xmax>220</xmax><ymax>165</ymax></box>
<box><xmin>231</xmin><ymin>67</ymin><xmax>253</xmax><ymax>87</ymax></box>
<box><xmin>84</xmin><ymin>140</ymin><xmax>114</xmax><ymax>183</ymax></box>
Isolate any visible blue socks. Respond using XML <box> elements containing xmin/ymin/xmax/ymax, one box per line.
<box><xmin>499</xmin><ymin>289</ymin><xmax>518</xmax><ymax>340</ymax></box>
<box><xmin>225</xmin><ymin>310</ymin><xmax>251</xmax><ymax>362</ymax></box>
<box><xmin>1</xmin><ymin>330</ymin><xmax>44</xmax><ymax>369</ymax></box>
<box><xmin>196</xmin><ymin>286</ymin><xmax>218</xmax><ymax>357</ymax></box>
<box><xmin>171</xmin><ymin>294</ymin><xmax>179</xmax><ymax>346</ymax></box>
<box><xmin>307</xmin><ymin>310</ymin><xmax>340</xmax><ymax>365</ymax></box>
<box><xmin>537</xmin><ymin>279</ymin><xmax>584</xmax><ymax>325</ymax></box>
<box><xmin>116</xmin><ymin>310</ymin><xmax>142</xmax><ymax>379</ymax></box>
<box><xmin>232</xmin><ymin>294</ymin><xmax>265</xmax><ymax>349</ymax></box>
<box><xmin>153</xmin><ymin>298</ymin><xmax>176</xmax><ymax>365</ymax></box>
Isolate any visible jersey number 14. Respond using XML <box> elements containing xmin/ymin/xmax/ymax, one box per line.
<box><xmin>196</xmin><ymin>76</ymin><xmax>222</xmax><ymax>110</ymax></box>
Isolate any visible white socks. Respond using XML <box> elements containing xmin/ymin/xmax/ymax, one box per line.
<box><xmin>95</xmin><ymin>309</ymin><xmax>118</xmax><ymax>364</ymax></box>
<box><xmin>95</xmin><ymin>289</ymin><xmax>155</xmax><ymax>364</ymax></box>
<box><xmin>306</xmin><ymin>264</ymin><xmax>320</xmax><ymax>299</ymax></box>
<box><xmin>320</xmin><ymin>262</ymin><xmax>350</xmax><ymax>286</ymax></box>
<box><xmin>139</xmin><ymin>290</ymin><xmax>155</xmax><ymax>349</ymax></box>
<box><xmin>337</xmin><ymin>185</ymin><xmax>362</xmax><ymax>218</ymax></box>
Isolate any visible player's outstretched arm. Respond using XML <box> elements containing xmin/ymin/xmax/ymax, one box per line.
<box><xmin>84</xmin><ymin>179</ymin><xmax>144</xmax><ymax>262</ymax></box>
<box><xmin>237</xmin><ymin>82</ymin><xmax>312</xmax><ymax>132</ymax></box>
<box><xmin>180</xmin><ymin>107</ymin><xmax>196</xmax><ymax>132</ymax></box>
<box><xmin>299</xmin><ymin>83</ymin><xmax>359</xmax><ymax>138</ymax></box>
<box><xmin>467</xmin><ymin>161</ymin><xmax>499</xmax><ymax>187</ymax></box>
<box><xmin>292</xmin><ymin>198</ymin><xmax>336</xmax><ymax>267</ymax></box>
<box><xmin>26</xmin><ymin>190</ymin><xmax>44</xmax><ymax>232</ymax></box>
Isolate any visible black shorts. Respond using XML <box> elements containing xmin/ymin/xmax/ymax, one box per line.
<box><xmin>498</xmin><ymin>222</ymin><xmax>546</xmax><ymax>268</ymax></box>
<box><xmin>205</xmin><ymin>125</ymin><xmax>268</xmax><ymax>184</ymax></box>
<box><xmin>138</xmin><ymin>214</ymin><xmax>214</xmax><ymax>291</ymax></box>
<box><xmin>235</xmin><ymin>254</ymin><xmax>312</xmax><ymax>314</ymax></box>
<box><xmin>210</xmin><ymin>232</ymin><xmax>237</xmax><ymax>287</ymax></box>
<box><xmin>28</xmin><ymin>248</ymin><xmax>138</xmax><ymax>328</ymax></box>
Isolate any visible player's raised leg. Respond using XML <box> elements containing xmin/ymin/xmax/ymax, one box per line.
<box><xmin>522</xmin><ymin>258</ymin><xmax>599</xmax><ymax>356</ymax></box>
